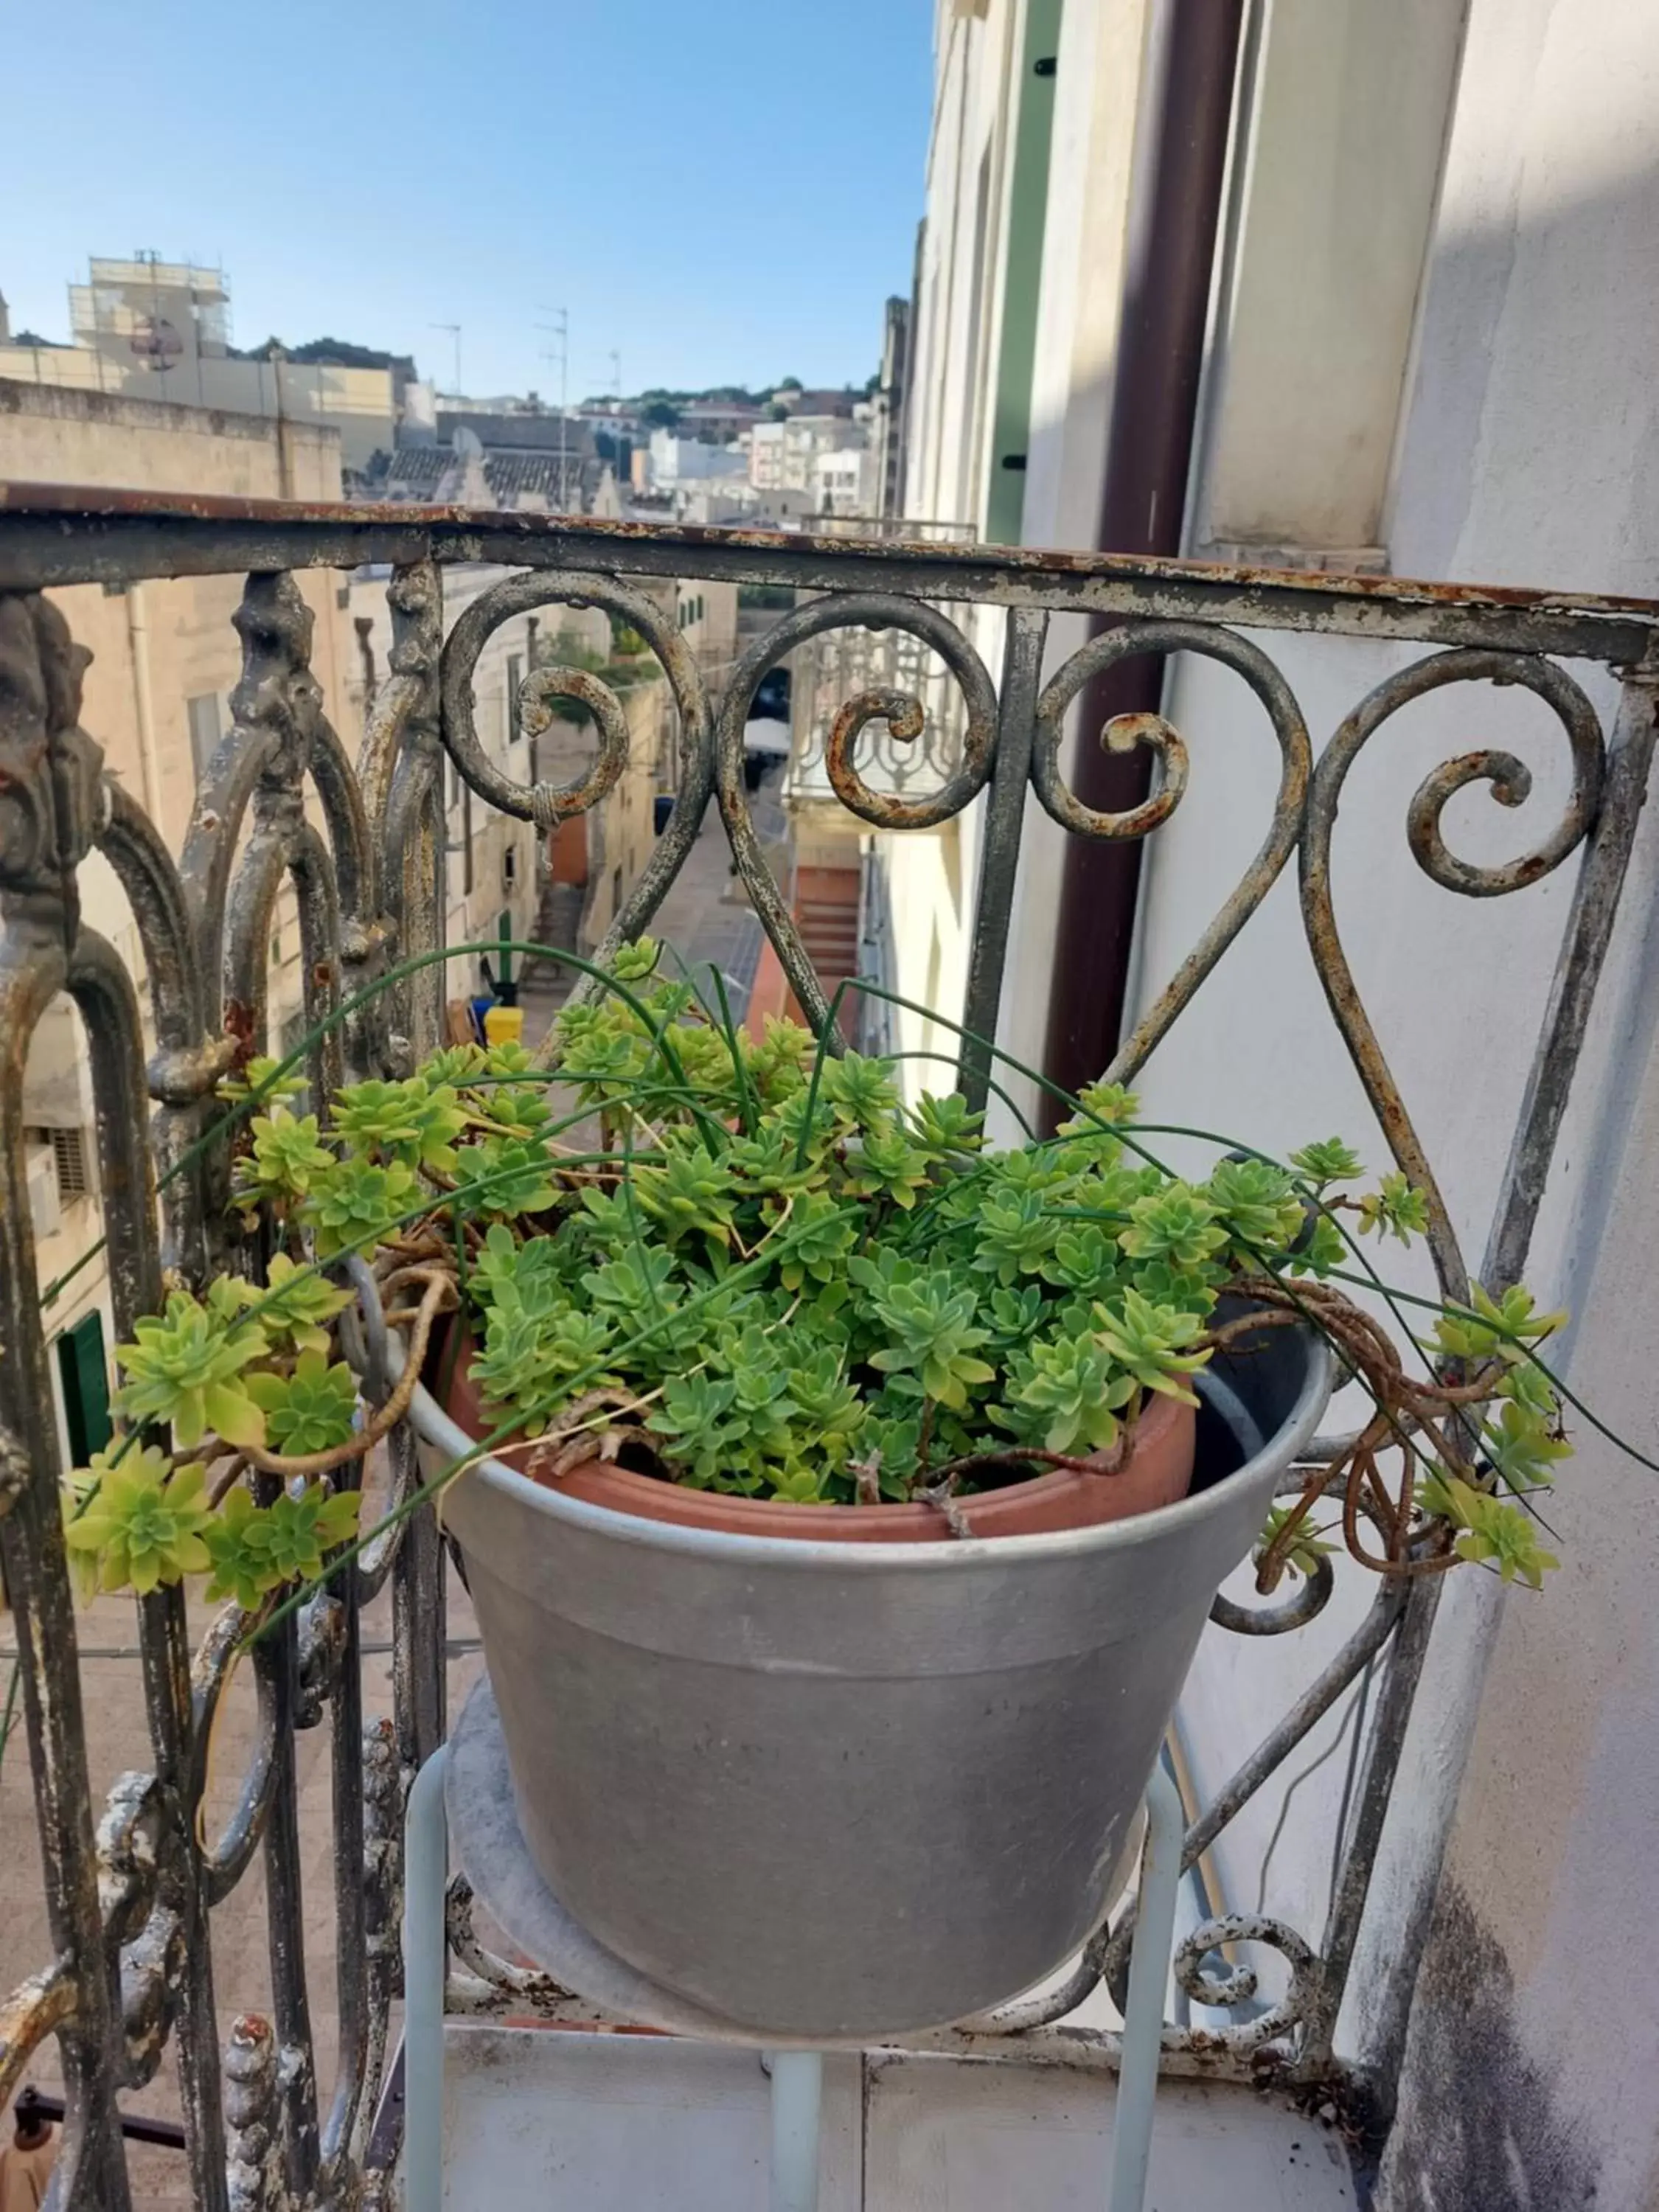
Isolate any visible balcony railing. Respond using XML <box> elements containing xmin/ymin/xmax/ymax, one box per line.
<box><xmin>1</xmin><ymin>485</ymin><xmax>1656</xmax><ymax>2208</ymax></box>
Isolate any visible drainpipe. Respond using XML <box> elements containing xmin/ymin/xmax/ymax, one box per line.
<box><xmin>124</xmin><ymin>582</ymin><xmax>164</xmax><ymax>827</ymax></box>
<box><xmin>1040</xmin><ymin>0</ymin><xmax>1245</xmax><ymax>1117</ymax></box>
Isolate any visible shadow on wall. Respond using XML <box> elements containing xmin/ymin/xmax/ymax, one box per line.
<box><xmin>1377</xmin><ymin>1882</ymin><xmax>1601</xmax><ymax>2211</ymax></box>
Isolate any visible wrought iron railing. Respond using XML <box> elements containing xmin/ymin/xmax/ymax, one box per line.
<box><xmin>0</xmin><ymin>486</ymin><xmax>1655</xmax><ymax>2205</ymax></box>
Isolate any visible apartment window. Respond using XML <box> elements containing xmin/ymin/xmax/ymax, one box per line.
<box><xmin>187</xmin><ymin>692</ymin><xmax>223</xmax><ymax>782</ymax></box>
<box><xmin>503</xmin><ymin>842</ymin><xmax>519</xmax><ymax>892</ymax></box>
<box><xmin>57</xmin><ymin>1310</ymin><xmax>112</xmax><ymax>1467</ymax></box>
<box><xmin>612</xmin><ymin>864</ymin><xmax>623</xmax><ymax>921</ymax></box>
<box><xmin>505</xmin><ymin>654</ymin><xmax>524</xmax><ymax>747</ymax></box>
<box><xmin>50</xmin><ymin>1126</ymin><xmax>91</xmax><ymax>1203</ymax></box>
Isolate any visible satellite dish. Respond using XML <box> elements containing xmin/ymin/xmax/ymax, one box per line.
<box><xmin>130</xmin><ymin>315</ymin><xmax>184</xmax><ymax>371</ymax></box>
<box><xmin>452</xmin><ymin>425</ymin><xmax>484</xmax><ymax>459</ymax></box>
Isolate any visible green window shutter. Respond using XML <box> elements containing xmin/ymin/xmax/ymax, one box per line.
<box><xmin>984</xmin><ymin>0</ymin><xmax>1063</xmax><ymax>546</ymax></box>
<box><xmin>58</xmin><ymin>1310</ymin><xmax>112</xmax><ymax>1466</ymax></box>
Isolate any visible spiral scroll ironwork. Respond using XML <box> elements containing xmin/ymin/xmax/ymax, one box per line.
<box><xmin>437</xmin><ymin>567</ymin><xmax>722</xmax><ymax>1004</ymax></box>
<box><xmin>1172</xmin><ymin>1914</ymin><xmax>1321</xmax><ymax>2053</ymax></box>
<box><xmin>1030</xmin><ymin>620</ymin><xmax>1315</xmax><ymax>1087</ymax></box>
<box><xmin>1208</xmin><ymin>1553</ymin><xmax>1335</xmax><ymax>1636</ymax></box>
<box><xmin>439</xmin><ymin>567</ymin><xmax>707</xmax><ymax>823</ymax></box>
<box><xmin>714</xmin><ymin>592</ymin><xmax>998</xmax><ymax>1036</ymax></box>
<box><xmin>1301</xmin><ymin>646</ymin><xmax>1606</xmax><ymax>1301</ymax></box>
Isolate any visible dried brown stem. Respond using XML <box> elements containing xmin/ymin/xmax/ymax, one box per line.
<box><xmin>240</xmin><ymin>1268</ymin><xmax>456</xmax><ymax>1479</ymax></box>
<box><xmin>1230</xmin><ymin>1272</ymin><xmax>1508</xmax><ymax>1590</ymax></box>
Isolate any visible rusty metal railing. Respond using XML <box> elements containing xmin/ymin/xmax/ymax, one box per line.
<box><xmin>1</xmin><ymin>486</ymin><xmax>1655</xmax><ymax>2205</ymax></box>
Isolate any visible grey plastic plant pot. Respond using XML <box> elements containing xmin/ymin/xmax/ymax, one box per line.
<box><xmin>411</xmin><ymin>1315</ymin><xmax>1331</xmax><ymax>2040</ymax></box>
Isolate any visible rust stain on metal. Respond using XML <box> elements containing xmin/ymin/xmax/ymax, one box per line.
<box><xmin>6</xmin><ymin>481</ymin><xmax>1659</xmax><ymax>625</ymax></box>
<box><xmin>223</xmin><ymin>995</ymin><xmax>258</xmax><ymax>1075</ymax></box>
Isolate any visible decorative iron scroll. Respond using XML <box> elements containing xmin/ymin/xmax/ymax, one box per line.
<box><xmin>0</xmin><ymin>498</ymin><xmax>1654</xmax><ymax>2204</ymax></box>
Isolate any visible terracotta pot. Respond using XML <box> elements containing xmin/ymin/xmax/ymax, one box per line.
<box><xmin>439</xmin><ymin>1326</ymin><xmax>1194</xmax><ymax>1543</ymax></box>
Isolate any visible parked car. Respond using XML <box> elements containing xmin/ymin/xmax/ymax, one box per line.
<box><xmin>742</xmin><ymin>716</ymin><xmax>789</xmax><ymax>791</ymax></box>
<box><xmin>751</xmin><ymin>666</ymin><xmax>790</xmax><ymax>722</ymax></box>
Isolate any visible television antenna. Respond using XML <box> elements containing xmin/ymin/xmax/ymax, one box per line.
<box><xmin>537</xmin><ymin>306</ymin><xmax>569</xmax><ymax>509</ymax></box>
<box><xmin>430</xmin><ymin>322</ymin><xmax>462</xmax><ymax>400</ymax></box>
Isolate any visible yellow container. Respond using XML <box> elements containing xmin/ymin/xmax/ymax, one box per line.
<box><xmin>482</xmin><ymin>1003</ymin><xmax>524</xmax><ymax>1048</ymax></box>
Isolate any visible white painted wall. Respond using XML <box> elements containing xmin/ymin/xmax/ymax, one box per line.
<box><xmin>893</xmin><ymin>0</ymin><xmax>1659</xmax><ymax>2183</ymax></box>
<box><xmin>648</xmin><ymin>432</ymin><xmax>740</xmax><ymax>487</ymax></box>
<box><xmin>1194</xmin><ymin>0</ymin><xmax>1465</xmax><ymax>559</ymax></box>
<box><xmin>1122</xmin><ymin>4</ymin><xmax>1659</xmax><ymax>2187</ymax></box>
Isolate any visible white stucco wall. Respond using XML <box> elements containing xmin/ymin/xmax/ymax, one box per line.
<box><xmin>900</xmin><ymin>0</ymin><xmax>1659</xmax><ymax>2183</ymax></box>
<box><xmin>1118</xmin><ymin>3</ymin><xmax>1659</xmax><ymax>2190</ymax></box>
<box><xmin>1194</xmin><ymin>0</ymin><xmax>1465</xmax><ymax>557</ymax></box>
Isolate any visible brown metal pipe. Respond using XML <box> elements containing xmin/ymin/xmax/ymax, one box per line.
<box><xmin>1041</xmin><ymin>0</ymin><xmax>1245</xmax><ymax>1117</ymax></box>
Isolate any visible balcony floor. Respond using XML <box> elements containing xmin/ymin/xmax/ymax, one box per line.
<box><xmin>434</xmin><ymin>2024</ymin><xmax>1360</xmax><ymax>2210</ymax></box>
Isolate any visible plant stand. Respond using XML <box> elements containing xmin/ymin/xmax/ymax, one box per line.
<box><xmin>402</xmin><ymin>1678</ymin><xmax>1184</xmax><ymax>2212</ymax></box>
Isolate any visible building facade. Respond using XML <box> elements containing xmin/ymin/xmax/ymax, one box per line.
<box><xmin>645</xmin><ymin>431</ymin><xmax>745</xmax><ymax>489</ymax></box>
<box><xmin>0</xmin><ymin>375</ymin><xmax>358</xmax><ymax>1466</ymax></box>
<box><xmin>811</xmin><ymin>442</ymin><xmax>878</xmax><ymax>515</ymax></box>
<box><xmin>0</xmin><ymin>258</ymin><xmax>428</xmax><ymax>475</ymax></box>
<box><xmin>748</xmin><ymin>413</ymin><xmax>869</xmax><ymax>496</ymax></box>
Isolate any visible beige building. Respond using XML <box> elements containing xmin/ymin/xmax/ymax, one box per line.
<box><xmin>748</xmin><ymin>413</ymin><xmax>868</xmax><ymax>497</ymax></box>
<box><xmin>0</xmin><ymin>375</ymin><xmax>361</xmax><ymax>1465</ymax></box>
<box><xmin>811</xmin><ymin>443</ymin><xmax>877</xmax><ymax>516</ymax></box>
<box><xmin>664</xmin><ymin>574</ymin><xmax>739</xmax><ymax>687</ymax></box>
<box><xmin>0</xmin><ymin>372</ymin><xmax>738</xmax><ymax>1458</ymax></box>
<box><xmin>554</xmin><ymin>675</ymin><xmax>669</xmax><ymax>956</ymax></box>
<box><xmin>0</xmin><ymin>257</ymin><xmax>431</xmax><ymax>476</ymax></box>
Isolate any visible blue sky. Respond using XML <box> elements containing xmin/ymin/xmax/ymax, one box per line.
<box><xmin>2</xmin><ymin>0</ymin><xmax>934</xmax><ymax>400</ymax></box>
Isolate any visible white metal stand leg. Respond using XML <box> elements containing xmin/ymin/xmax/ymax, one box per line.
<box><xmin>768</xmin><ymin>2051</ymin><xmax>824</xmax><ymax>2212</ymax></box>
<box><xmin>403</xmin><ymin>1743</ymin><xmax>823</xmax><ymax>2212</ymax></box>
<box><xmin>403</xmin><ymin>1742</ymin><xmax>1174</xmax><ymax>2211</ymax></box>
<box><xmin>1107</xmin><ymin>1762</ymin><xmax>1184</xmax><ymax>2212</ymax></box>
<box><xmin>403</xmin><ymin>1745</ymin><xmax>449</xmax><ymax>2212</ymax></box>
